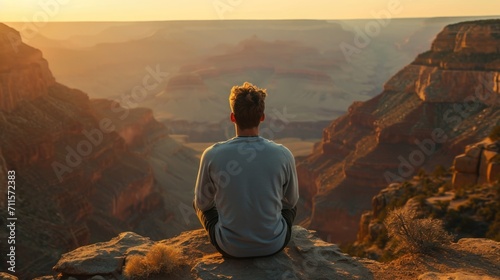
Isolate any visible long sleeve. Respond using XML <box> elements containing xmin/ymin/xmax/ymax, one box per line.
<box><xmin>282</xmin><ymin>148</ymin><xmax>299</xmax><ymax>209</ymax></box>
<box><xmin>193</xmin><ymin>137</ymin><xmax>300</xmax><ymax>257</ymax></box>
<box><xmin>194</xmin><ymin>148</ymin><xmax>216</xmax><ymax>211</ymax></box>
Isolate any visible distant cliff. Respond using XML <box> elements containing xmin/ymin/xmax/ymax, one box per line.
<box><xmin>0</xmin><ymin>23</ymin><xmax>199</xmax><ymax>279</ymax></box>
<box><xmin>297</xmin><ymin>19</ymin><xmax>500</xmax><ymax>243</ymax></box>
<box><xmin>0</xmin><ymin>24</ymin><xmax>55</xmax><ymax>112</ymax></box>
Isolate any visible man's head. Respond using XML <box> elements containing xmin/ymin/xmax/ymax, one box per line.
<box><xmin>229</xmin><ymin>82</ymin><xmax>267</xmax><ymax>129</ymax></box>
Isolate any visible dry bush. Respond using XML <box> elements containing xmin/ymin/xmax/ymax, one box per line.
<box><xmin>124</xmin><ymin>255</ymin><xmax>149</xmax><ymax>278</ymax></box>
<box><xmin>124</xmin><ymin>244</ymin><xmax>182</xmax><ymax>279</ymax></box>
<box><xmin>384</xmin><ymin>207</ymin><xmax>453</xmax><ymax>254</ymax></box>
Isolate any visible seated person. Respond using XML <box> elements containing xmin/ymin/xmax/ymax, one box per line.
<box><xmin>193</xmin><ymin>82</ymin><xmax>299</xmax><ymax>258</ymax></box>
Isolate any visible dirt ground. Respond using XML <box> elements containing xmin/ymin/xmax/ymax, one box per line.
<box><xmin>364</xmin><ymin>238</ymin><xmax>500</xmax><ymax>279</ymax></box>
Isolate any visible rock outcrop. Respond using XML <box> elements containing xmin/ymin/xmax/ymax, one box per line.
<box><xmin>23</xmin><ymin>226</ymin><xmax>500</xmax><ymax>280</ymax></box>
<box><xmin>0</xmin><ymin>23</ymin><xmax>199</xmax><ymax>279</ymax></box>
<box><xmin>297</xmin><ymin>19</ymin><xmax>500</xmax><ymax>243</ymax></box>
<box><xmin>48</xmin><ymin>226</ymin><xmax>373</xmax><ymax>280</ymax></box>
<box><xmin>452</xmin><ymin>138</ymin><xmax>500</xmax><ymax>188</ymax></box>
<box><xmin>353</xmin><ymin>137</ymin><xmax>499</xmax><ymax>261</ymax></box>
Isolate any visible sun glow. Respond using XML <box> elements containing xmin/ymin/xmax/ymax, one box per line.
<box><xmin>0</xmin><ymin>0</ymin><xmax>498</xmax><ymax>22</ymax></box>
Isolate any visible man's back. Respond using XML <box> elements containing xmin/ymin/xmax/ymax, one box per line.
<box><xmin>195</xmin><ymin>136</ymin><xmax>299</xmax><ymax>257</ymax></box>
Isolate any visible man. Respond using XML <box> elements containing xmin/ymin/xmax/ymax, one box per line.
<box><xmin>193</xmin><ymin>82</ymin><xmax>299</xmax><ymax>258</ymax></box>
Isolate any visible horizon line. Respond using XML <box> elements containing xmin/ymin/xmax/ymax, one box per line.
<box><xmin>2</xmin><ymin>15</ymin><xmax>499</xmax><ymax>23</ymax></box>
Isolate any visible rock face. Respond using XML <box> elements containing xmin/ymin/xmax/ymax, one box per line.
<box><xmin>0</xmin><ymin>23</ymin><xmax>199</xmax><ymax>279</ymax></box>
<box><xmin>0</xmin><ymin>24</ymin><xmax>56</xmax><ymax>112</ymax></box>
<box><xmin>452</xmin><ymin>139</ymin><xmax>500</xmax><ymax>188</ymax></box>
<box><xmin>297</xmin><ymin>19</ymin><xmax>500</xmax><ymax>243</ymax></box>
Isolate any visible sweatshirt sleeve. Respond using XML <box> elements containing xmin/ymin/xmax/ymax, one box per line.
<box><xmin>194</xmin><ymin>147</ymin><xmax>216</xmax><ymax>211</ymax></box>
<box><xmin>282</xmin><ymin>147</ymin><xmax>299</xmax><ymax>209</ymax></box>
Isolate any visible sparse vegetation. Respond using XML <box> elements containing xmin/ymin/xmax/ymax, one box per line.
<box><xmin>431</xmin><ymin>200</ymin><xmax>450</xmax><ymax>218</ymax></box>
<box><xmin>385</xmin><ymin>207</ymin><xmax>453</xmax><ymax>254</ymax></box>
<box><xmin>346</xmin><ymin>167</ymin><xmax>498</xmax><ymax>262</ymax></box>
<box><xmin>124</xmin><ymin>244</ymin><xmax>183</xmax><ymax>279</ymax></box>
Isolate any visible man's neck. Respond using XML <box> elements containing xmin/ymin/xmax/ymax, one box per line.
<box><xmin>235</xmin><ymin>126</ymin><xmax>259</xmax><ymax>137</ymax></box>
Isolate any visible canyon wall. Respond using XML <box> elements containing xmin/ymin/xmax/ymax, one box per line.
<box><xmin>298</xmin><ymin>19</ymin><xmax>500</xmax><ymax>243</ymax></box>
<box><xmin>0</xmin><ymin>24</ymin><xmax>55</xmax><ymax>112</ymax></box>
<box><xmin>0</xmin><ymin>24</ymin><xmax>198</xmax><ymax>279</ymax></box>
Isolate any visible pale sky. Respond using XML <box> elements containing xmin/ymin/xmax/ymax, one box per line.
<box><xmin>0</xmin><ymin>0</ymin><xmax>498</xmax><ymax>21</ymax></box>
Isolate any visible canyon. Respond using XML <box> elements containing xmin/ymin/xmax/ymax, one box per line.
<box><xmin>297</xmin><ymin>19</ymin><xmax>500</xmax><ymax>243</ymax></box>
<box><xmin>7</xmin><ymin>17</ymin><xmax>489</xmax><ymax>140</ymax></box>
<box><xmin>0</xmin><ymin>23</ymin><xmax>199</xmax><ymax>279</ymax></box>
<box><xmin>1</xmin><ymin>18</ymin><xmax>499</xmax><ymax>278</ymax></box>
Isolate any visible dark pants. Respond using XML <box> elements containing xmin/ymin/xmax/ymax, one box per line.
<box><xmin>193</xmin><ymin>201</ymin><xmax>297</xmax><ymax>258</ymax></box>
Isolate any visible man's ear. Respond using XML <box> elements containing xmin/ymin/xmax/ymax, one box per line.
<box><xmin>230</xmin><ymin>112</ymin><xmax>236</xmax><ymax>123</ymax></box>
<box><xmin>260</xmin><ymin>113</ymin><xmax>265</xmax><ymax>122</ymax></box>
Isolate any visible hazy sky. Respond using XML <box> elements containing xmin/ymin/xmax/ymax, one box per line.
<box><xmin>1</xmin><ymin>0</ymin><xmax>498</xmax><ymax>21</ymax></box>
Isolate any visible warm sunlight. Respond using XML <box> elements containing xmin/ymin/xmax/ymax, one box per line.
<box><xmin>0</xmin><ymin>0</ymin><xmax>498</xmax><ymax>21</ymax></box>
<box><xmin>0</xmin><ymin>0</ymin><xmax>499</xmax><ymax>278</ymax></box>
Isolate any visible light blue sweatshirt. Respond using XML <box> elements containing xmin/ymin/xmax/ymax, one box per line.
<box><xmin>194</xmin><ymin>136</ymin><xmax>299</xmax><ymax>257</ymax></box>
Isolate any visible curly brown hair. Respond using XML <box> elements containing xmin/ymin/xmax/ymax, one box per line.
<box><xmin>229</xmin><ymin>82</ymin><xmax>267</xmax><ymax>129</ymax></box>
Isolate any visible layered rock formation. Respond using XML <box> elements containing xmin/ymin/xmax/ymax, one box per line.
<box><xmin>22</xmin><ymin>226</ymin><xmax>500</xmax><ymax>280</ymax></box>
<box><xmin>452</xmin><ymin>139</ymin><xmax>500</xmax><ymax>188</ymax></box>
<box><xmin>352</xmin><ymin>136</ymin><xmax>499</xmax><ymax>262</ymax></box>
<box><xmin>0</xmin><ymin>23</ymin><xmax>199</xmax><ymax>279</ymax></box>
<box><xmin>0</xmin><ymin>24</ymin><xmax>55</xmax><ymax>112</ymax></box>
<box><xmin>298</xmin><ymin>19</ymin><xmax>500</xmax><ymax>243</ymax></box>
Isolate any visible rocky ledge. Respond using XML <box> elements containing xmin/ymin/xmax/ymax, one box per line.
<box><xmin>46</xmin><ymin>226</ymin><xmax>374</xmax><ymax>280</ymax></box>
<box><xmin>3</xmin><ymin>226</ymin><xmax>495</xmax><ymax>280</ymax></box>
